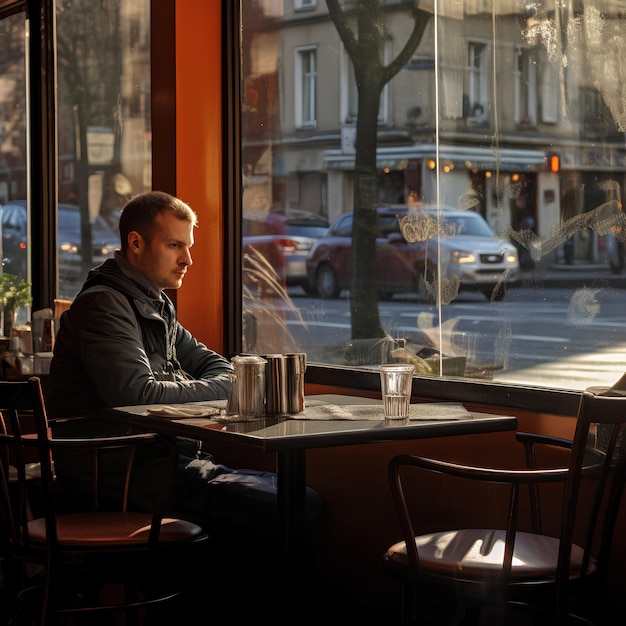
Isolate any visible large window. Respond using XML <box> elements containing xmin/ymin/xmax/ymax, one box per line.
<box><xmin>55</xmin><ymin>0</ymin><xmax>151</xmax><ymax>299</ymax></box>
<box><xmin>0</xmin><ymin>7</ymin><xmax>29</xmax><ymax>329</ymax></box>
<box><xmin>239</xmin><ymin>1</ymin><xmax>626</xmax><ymax>395</ymax></box>
<box><xmin>0</xmin><ymin>0</ymin><xmax>151</xmax><ymax>312</ymax></box>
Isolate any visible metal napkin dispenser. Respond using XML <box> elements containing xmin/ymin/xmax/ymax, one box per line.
<box><xmin>226</xmin><ymin>355</ymin><xmax>267</xmax><ymax>419</ymax></box>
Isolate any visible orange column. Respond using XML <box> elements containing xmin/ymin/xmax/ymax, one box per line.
<box><xmin>175</xmin><ymin>0</ymin><xmax>225</xmax><ymax>353</ymax></box>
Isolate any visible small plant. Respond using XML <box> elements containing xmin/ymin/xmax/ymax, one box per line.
<box><xmin>0</xmin><ymin>273</ymin><xmax>32</xmax><ymax>311</ymax></box>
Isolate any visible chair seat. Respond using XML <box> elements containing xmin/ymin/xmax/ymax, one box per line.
<box><xmin>8</xmin><ymin>462</ymin><xmax>41</xmax><ymax>481</ymax></box>
<box><xmin>27</xmin><ymin>512</ymin><xmax>205</xmax><ymax>547</ymax></box>
<box><xmin>385</xmin><ymin>529</ymin><xmax>587</xmax><ymax>580</ymax></box>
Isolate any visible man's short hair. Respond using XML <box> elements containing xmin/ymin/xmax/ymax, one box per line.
<box><xmin>119</xmin><ymin>191</ymin><xmax>198</xmax><ymax>252</ymax></box>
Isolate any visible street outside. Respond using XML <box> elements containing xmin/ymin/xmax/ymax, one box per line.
<box><xmin>262</xmin><ymin>265</ymin><xmax>626</xmax><ymax>392</ymax></box>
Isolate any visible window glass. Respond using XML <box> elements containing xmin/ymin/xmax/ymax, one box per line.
<box><xmin>0</xmin><ymin>10</ymin><xmax>30</xmax><ymax>330</ymax></box>
<box><xmin>56</xmin><ymin>0</ymin><xmax>151</xmax><ymax>299</ymax></box>
<box><xmin>240</xmin><ymin>1</ymin><xmax>626</xmax><ymax>392</ymax></box>
<box><xmin>0</xmin><ymin>11</ymin><xmax>27</xmax><ymax>243</ymax></box>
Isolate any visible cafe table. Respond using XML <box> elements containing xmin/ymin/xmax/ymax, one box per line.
<box><xmin>102</xmin><ymin>394</ymin><xmax>517</xmax><ymax>560</ymax></box>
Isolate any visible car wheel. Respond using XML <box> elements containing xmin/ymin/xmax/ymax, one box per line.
<box><xmin>316</xmin><ymin>265</ymin><xmax>341</xmax><ymax>299</ymax></box>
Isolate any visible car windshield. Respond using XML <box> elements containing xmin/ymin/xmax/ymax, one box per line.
<box><xmin>286</xmin><ymin>224</ymin><xmax>328</xmax><ymax>238</ymax></box>
<box><xmin>59</xmin><ymin>208</ymin><xmax>115</xmax><ymax>236</ymax></box>
<box><xmin>440</xmin><ymin>215</ymin><xmax>494</xmax><ymax>238</ymax></box>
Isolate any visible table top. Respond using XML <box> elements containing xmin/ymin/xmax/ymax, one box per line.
<box><xmin>103</xmin><ymin>394</ymin><xmax>517</xmax><ymax>453</ymax></box>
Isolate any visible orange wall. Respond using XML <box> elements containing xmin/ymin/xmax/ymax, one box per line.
<box><xmin>175</xmin><ymin>0</ymin><xmax>225</xmax><ymax>354</ymax></box>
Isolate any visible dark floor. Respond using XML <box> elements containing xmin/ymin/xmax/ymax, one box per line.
<box><xmin>3</xmin><ymin>548</ymin><xmax>622</xmax><ymax>626</ymax></box>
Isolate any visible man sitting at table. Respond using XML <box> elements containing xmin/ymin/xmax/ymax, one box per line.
<box><xmin>48</xmin><ymin>190</ymin><xmax>323</xmax><ymax>554</ymax></box>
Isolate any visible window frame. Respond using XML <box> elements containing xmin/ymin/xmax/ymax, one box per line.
<box><xmin>7</xmin><ymin>0</ymin><xmax>57</xmax><ymax>312</ymax></box>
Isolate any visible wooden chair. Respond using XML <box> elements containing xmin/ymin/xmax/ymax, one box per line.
<box><xmin>0</xmin><ymin>376</ymin><xmax>209</xmax><ymax>625</ymax></box>
<box><xmin>384</xmin><ymin>389</ymin><xmax>626</xmax><ymax>626</ymax></box>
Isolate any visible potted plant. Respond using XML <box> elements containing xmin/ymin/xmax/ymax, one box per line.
<box><xmin>0</xmin><ymin>273</ymin><xmax>32</xmax><ymax>337</ymax></box>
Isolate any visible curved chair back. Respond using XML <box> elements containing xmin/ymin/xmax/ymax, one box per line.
<box><xmin>385</xmin><ymin>389</ymin><xmax>626</xmax><ymax>625</ymax></box>
<box><xmin>0</xmin><ymin>376</ymin><xmax>208</xmax><ymax>625</ymax></box>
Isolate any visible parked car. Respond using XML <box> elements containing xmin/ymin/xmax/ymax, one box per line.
<box><xmin>306</xmin><ymin>205</ymin><xmax>520</xmax><ymax>301</ymax></box>
<box><xmin>243</xmin><ymin>209</ymin><xmax>328</xmax><ymax>293</ymax></box>
<box><xmin>1</xmin><ymin>200</ymin><xmax>119</xmax><ymax>288</ymax></box>
<box><xmin>1</xmin><ymin>201</ymin><xmax>29</xmax><ymax>280</ymax></box>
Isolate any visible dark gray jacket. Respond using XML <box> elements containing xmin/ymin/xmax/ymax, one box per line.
<box><xmin>48</xmin><ymin>252</ymin><xmax>233</xmax><ymax>419</ymax></box>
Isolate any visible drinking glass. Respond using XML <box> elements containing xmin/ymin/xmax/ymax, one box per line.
<box><xmin>379</xmin><ymin>364</ymin><xmax>415</xmax><ymax>419</ymax></box>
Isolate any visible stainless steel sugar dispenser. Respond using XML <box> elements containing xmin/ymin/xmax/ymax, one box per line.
<box><xmin>263</xmin><ymin>353</ymin><xmax>289</xmax><ymax>415</ymax></box>
<box><xmin>285</xmin><ymin>353</ymin><xmax>307</xmax><ymax>413</ymax></box>
<box><xmin>226</xmin><ymin>355</ymin><xmax>267</xmax><ymax>419</ymax></box>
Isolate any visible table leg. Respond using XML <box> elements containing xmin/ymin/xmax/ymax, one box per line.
<box><xmin>276</xmin><ymin>448</ymin><xmax>307</xmax><ymax>560</ymax></box>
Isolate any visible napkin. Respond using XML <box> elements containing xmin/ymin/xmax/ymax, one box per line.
<box><xmin>146</xmin><ymin>406</ymin><xmax>221</xmax><ymax>418</ymax></box>
<box><xmin>291</xmin><ymin>402</ymin><xmax>471</xmax><ymax>421</ymax></box>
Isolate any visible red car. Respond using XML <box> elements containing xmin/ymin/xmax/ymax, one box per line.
<box><xmin>306</xmin><ymin>206</ymin><xmax>520</xmax><ymax>300</ymax></box>
<box><xmin>243</xmin><ymin>209</ymin><xmax>328</xmax><ymax>294</ymax></box>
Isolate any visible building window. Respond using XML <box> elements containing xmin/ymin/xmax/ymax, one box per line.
<box><xmin>341</xmin><ymin>40</ymin><xmax>390</xmax><ymax>125</ymax></box>
<box><xmin>295</xmin><ymin>47</ymin><xmax>317</xmax><ymax>128</ymax></box>
<box><xmin>295</xmin><ymin>0</ymin><xmax>316</xmax><ymax>10</ymax></box>
<box><xmin>514</xmin><ymin>46</ymin><xmax>537</xmax><ymax>126</ymax></box>
<box><xmin>466</xmin><ymin>40</ymin><xmax>488</xmax><ymax>122</ymax></box>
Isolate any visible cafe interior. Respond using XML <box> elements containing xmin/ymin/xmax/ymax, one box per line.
<box><xmin>1</xmin><ymin>0</ymin><xmax>626</xmax><ymax>624</ymax></box>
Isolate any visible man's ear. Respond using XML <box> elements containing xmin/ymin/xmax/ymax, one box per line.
<box><xmin>127</xmin><ymin>231</ymin><xmax>142</xmax><ymax>253</ymax></box>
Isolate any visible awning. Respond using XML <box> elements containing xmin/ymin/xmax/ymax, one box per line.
<box><xmin>325</xmin><ymin>144</ymin><xmax>547</xmax><ymax>173</ymax></box>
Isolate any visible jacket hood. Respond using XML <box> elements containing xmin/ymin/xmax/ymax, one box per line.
<box><xmin>79</xmin><ymin>253</ymin><xmax>163</xmax><ymax>305</ymax></box>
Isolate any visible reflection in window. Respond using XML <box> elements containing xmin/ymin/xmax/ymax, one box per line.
<box><xmin>56</xmin><ymin>0</ymin><xmax>151</xmax><ymax>299</ymax></box>
<box><xmin>240</xmin><ymin>1</ymin><xmax>626</xmax><ymax>392</ymax></box>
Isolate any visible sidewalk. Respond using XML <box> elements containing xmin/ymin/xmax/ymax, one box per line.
<box><xmin>518</xmin><ymin>262</ymin><xmax>626</xmax><ymax>289</ymax></box>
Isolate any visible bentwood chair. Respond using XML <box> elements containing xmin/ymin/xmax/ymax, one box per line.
<box><xmin>0</xmin><ymin>376</ymin><xmax>209</xmax><ymax>625</ymax></box>
<box><xmin>384</xmin><ymin>389</ymin><xmax>626</xmax><ymax>626</ymax></box>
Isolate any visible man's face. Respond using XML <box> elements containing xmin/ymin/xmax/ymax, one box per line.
<box><xmin>129</xmin><ymin>211</ymin><xmax>194</xmax><ymax>290</ymax></box>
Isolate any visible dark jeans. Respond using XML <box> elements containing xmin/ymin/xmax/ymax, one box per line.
<box><xmin>52</xmin><ymin>424</ymin><xmax>324</xmax><ymax>551</ymax></box>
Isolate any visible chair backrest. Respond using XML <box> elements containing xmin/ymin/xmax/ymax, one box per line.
<box><xmin>556</xmin><ymin>389</ymin><xmax>626</xmax><ymax>603</ymax></box>
<box><xmin>386</xmin><ymin>389</ymin><xmax>626</xmax><ymax>624</ymax></box>
<box><xmin>0</xmin><ymin>376</ymin><xmax>178</xmax><ymax>554</ymax></box>
<box><xmin>0</xmin><ymin>377</ymin><xmax>49</xmax><ymax>555</ymax></box>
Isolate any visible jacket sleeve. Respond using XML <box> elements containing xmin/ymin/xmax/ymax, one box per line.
<box><xmin>62</xmin><ymin>288</ymin><xmax>232</xmax><ymax>406</ymax></box>
<box><xmin>175</xmin><ymin>324</ymin><xmax>233</xmax><ymax>383</ymax></box>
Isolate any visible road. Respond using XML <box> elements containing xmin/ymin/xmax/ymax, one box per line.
<box><xmin>281</xmin><ymin>283</ymin><xmax>626</xmax><ymax>391</ymax></box>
